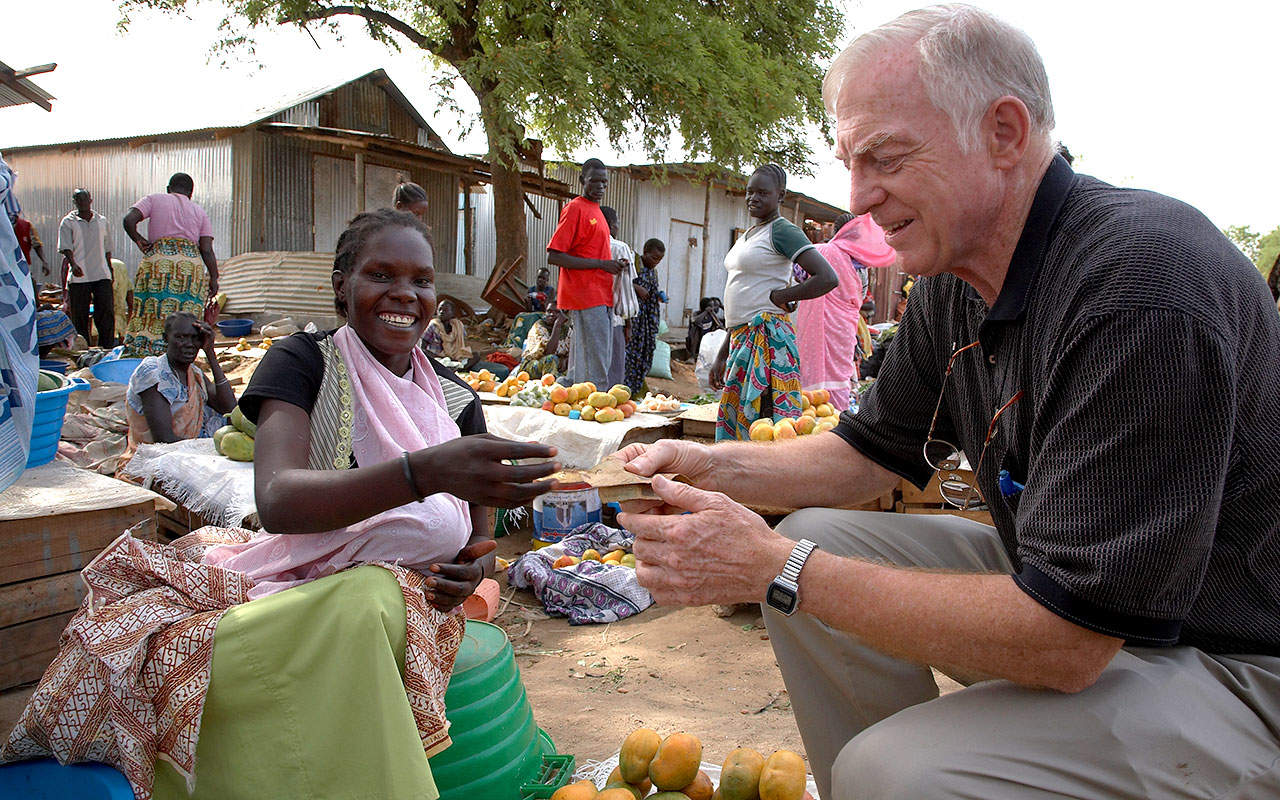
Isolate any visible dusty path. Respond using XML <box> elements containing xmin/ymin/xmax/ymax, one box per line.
<box><xmin>493</xmin><ymin>528</ymin><xmax>960</xmax><ymax>768</ymax></box>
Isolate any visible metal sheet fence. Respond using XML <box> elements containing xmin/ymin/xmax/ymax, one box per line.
<box><xmin>5</xmin><ymin>137</ymin><xmax>234</xmax><ymax>279</ymax></box>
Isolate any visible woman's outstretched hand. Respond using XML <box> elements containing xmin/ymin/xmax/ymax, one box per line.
<box><xmin>410</xmin><ymin>434</ymin><xmax>559</xmax><ymax>508</ymax></box>
<box><xmin>425</xmin><ymin>539</ymin><xmax>497</xmax><ymax>612</ymax></box>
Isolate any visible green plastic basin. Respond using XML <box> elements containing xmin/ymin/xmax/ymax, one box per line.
<box><xmin>430</xmin><ymin>621</ymin><xmax>556</xmax><ymax>800</ymax></box>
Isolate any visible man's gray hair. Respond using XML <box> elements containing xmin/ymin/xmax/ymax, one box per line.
<box><xmin>824</xmin><ymin>4</ymin><xmax>1054</xmax><ymax>153</ymax></box>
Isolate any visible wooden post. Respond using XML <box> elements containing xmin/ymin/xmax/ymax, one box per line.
<box><xmin>699</xmin><ymin>181</ymin><xmax>711</xmax><ymax>305</ymax></box>
<box><xmin>354</xmin><ymin>152</ymin><xmax>366</xmax><ymax>214</ymax></box>
<box><xmin>463</xmin><ymin>180</ymin><xmax>474</xmax><ymax>276</ymax></box>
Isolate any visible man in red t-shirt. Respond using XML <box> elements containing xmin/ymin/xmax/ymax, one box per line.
<box><xmin>10</xmin><ymin>213</ymin><xmax>49</xmax><ymax>291</ymax></box>
<box><xmin>546</xmin><ymin>159</ymin><xmax>628</xmax><ymax>387</ymax></box>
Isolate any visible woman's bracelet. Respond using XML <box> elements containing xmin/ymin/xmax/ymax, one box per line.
<box><xmin>401</xmin><ymin>451</ymin><xmax>425</xmax><ymax>502</ymax></box>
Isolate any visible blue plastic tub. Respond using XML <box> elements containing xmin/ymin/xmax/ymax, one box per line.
<box><xmin>0</xmin><ymin>758</ymin><xmax>134</xmax><ymax>800</ymax></box>
<box><xmin>26</xmin><ymin>374</ymin><xmax>89</xmax><ymax>468</ymax></box>
<box><xmin>89</xmin><ymin>358</ymin><xmax>144</xmax><ymax>385</ymax></box>
<box><xmin>217</xmin><ymin>318</ymin><xmax>253</xmax><ymax>338</ymax></box>
<box><xmin>38</xmin><ymin>359</ymin><xmax>67</xmax><ymax>374</ymax></box>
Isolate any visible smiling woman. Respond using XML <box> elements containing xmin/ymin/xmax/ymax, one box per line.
<box><xmin>0</xmin><ymin>210</ymin><xmax>563</xmax><ymax>800</ymax></box>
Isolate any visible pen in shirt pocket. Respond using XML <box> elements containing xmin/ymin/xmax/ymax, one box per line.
<box><xmin>998</xmin><ymin>469</ymin><xmax>1025</xmax><ymax>498</ymax></box>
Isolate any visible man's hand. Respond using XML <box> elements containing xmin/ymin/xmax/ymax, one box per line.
<box><xmin>425</xmin><ymin>540</ymin><xmax>498</xmax><ymax>612</ymax></box>
<box><xmin>612</xmin><ymin>440</ymin><xmax>717</xmax><ymax>513</ymax></box>
<box><xmin>599</xmin><ymin>258</ymin><xmax>626</xmax><ymax>275</ymax></box>
<box><xmin>64</xmin><ymin>255</ymin><xmax>83</xmax><ymax>279</ymax></box>
<box><xmin>617</xmin><ymin>476</ymin><xmax>789</xmax><ymax>607</ymax></box>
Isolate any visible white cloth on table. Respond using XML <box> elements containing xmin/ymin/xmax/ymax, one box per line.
<box><xmin>122</xmin><ymin>438</ymin><xmax>257</xmax><ymax>528</ymax></box>
<box><xmin>482</xmin><ymin>404</ymin><xmax>674</xmax><ymax>469</ymax></box>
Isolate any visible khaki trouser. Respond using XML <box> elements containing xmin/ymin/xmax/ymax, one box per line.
<box><xmin>764</xmin><ymin>509</ymin><xmax>1280</xmax><ymax>800</ymax></box>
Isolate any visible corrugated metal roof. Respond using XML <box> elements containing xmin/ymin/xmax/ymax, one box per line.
<box><xmin>0</xmin><ymin>60</ymin><xmax>55</xmax><ymax>111</ymax></box>
<box><xmin>2</xmin><ymin>69</ymin><xmax>445</xmax><ymax>152</ymax></box>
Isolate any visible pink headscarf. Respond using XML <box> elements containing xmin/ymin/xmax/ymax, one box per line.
<box><xmin>795</xmin><ymin>215</ymin><xmax>896</xmax><ymax>410</ymax></box>
<box><xmin>825</xmin><ymin>214</ymin><xmax>897</xmax><ymax>268</ymax></box>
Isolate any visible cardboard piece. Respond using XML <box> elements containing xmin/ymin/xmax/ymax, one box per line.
<box><xmin>551</xmin><ymin>457</ymin><xmax>672</xmax><ymax>503</ymax></box>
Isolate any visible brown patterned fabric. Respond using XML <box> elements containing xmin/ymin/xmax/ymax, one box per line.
<box><xmin>1</xmin><ymin>527</ymin><xmax>464</xmax><ymax>799</ymax></box>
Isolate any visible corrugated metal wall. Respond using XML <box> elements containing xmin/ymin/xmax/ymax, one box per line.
<box><xmin>6</xmin><ymin>137</ymin><xmax>234</xmax><ymax>279</ymax></box>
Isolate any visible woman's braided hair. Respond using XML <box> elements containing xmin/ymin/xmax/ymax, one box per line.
<box><xmin>332</xmin><ymin>209</ymin><xmax>434</xmax><ymax>317</ymax></box>
<box><xmin>752</xmin><ymin>163</ymin><xmax>788</xmax><ymax>194</ymax></box>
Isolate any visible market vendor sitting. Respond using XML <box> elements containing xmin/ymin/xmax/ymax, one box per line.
<box><xmin>512</xmin><ymin>299</ymin><xmax>569</xmax><ymax>379</ymax></box>
<box><xmin>117</xmin><ymin>311</ymin><xmax>236</xmax><ymax>476</ymax></box>
<box><xmin>1</xmin><ymin>209</ymin><xmax>561</xmax><ymax>800</ymax></box>
<box><xmin>423</xmin><ymin>298</ymin><xmax>511</xmax><ymax>378</ymax></box>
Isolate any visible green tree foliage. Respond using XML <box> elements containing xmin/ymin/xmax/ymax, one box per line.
<box><xmin>119</xmin><ymin>0</ymin><xmax>843</xmax><ymax>272</ymax></box>
<box><xmin>1222</xmin><ymin>223</ymin><xmax>1280</xmax><ymax>278</ymax></box>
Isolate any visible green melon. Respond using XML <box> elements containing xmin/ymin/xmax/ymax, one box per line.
<box><xmin>213</xmin><ymin>424</ymin><xmax>237</xmax><ymax>456</ymax></box>
<box><xmin>221</xmin><ymin>431</ymin><xmax>255</xmax><ymax>462</ymax></box>
<box><xmin>37</xmin><ymin>371</ymin><xmax>62</xmax><ymax>392</ymax></box>
<box><xmin>229</xmin><ymin>406</ymin><xmax>257</xmax><ymax>437</ymax></box>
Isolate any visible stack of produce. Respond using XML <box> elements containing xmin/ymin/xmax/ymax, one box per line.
<box><xmin>464</xmin><ymin>368</ymin><xmax>501</xmax><ymax>393</ymax></box>
<box><xmin>552</xmin><ymin>728</ymin><xmax>808</xmax><ymax>800</ymax></box>
<box><xmin>748</xmin><ymin>390</ymin><xmax>840</xmax><ymax>441</ymax></box>
<box><xmin>509</xmin><ymin>374</ymin><xmax>558</xmax><ymax>408</ymax></box>
<box><xmin>493</xmin><ymin>369</ymin><xmax>538</xmax><ymax>397</ymax></box>
<box><xmin>538</xmin><ymin>382</ymin><xmax>637</xmax><ymax>423</ymax></box>
<box><xmin>552</xmin><ymin>546</ymin><xmax>636</xmax><ymax>570</ymax></box>
<box><xmin>635</xmin><ymin>393</ymin><xmax>682</xmax><ymax>413</ymax></box>
<box><xmin>213</xmin><ymin>406</ymin><xmax>257</xmax><ymax>462</ymax></box>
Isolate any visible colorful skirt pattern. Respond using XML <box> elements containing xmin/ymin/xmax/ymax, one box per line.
<box><xmin>124</xmin><ymin>237</ymin><xmax>209</xmax><ymax>357</ymax></box>
<box><xmin>716</xmin><ymin>312</ymin><xmax>803</xmax><ymax>441</ymax></box>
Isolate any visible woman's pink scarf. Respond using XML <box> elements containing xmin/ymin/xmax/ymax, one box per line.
<box><xmin>796</xmin><ymin>216</ymin><xmax>896</xmax><ymax>410</ymax></box>
<box><xmin>204</xmin><ymin>325</ymin><xmax>472</xmax><ymax>598</ymax></box>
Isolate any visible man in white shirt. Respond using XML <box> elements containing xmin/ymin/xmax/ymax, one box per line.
<box><xmin>57</xmin><ymin>188</ymin><xmax>114</xmax><ymax>346</ymax></box>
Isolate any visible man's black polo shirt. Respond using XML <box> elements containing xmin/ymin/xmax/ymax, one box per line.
<box><xmin>834</xmin><ymin>155</ymin><xmax>1280</xmax><ymax>655</ymax></box>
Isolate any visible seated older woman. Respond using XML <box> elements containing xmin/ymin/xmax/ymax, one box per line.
<box><xmin>117</xmin><ymin>312</ymin><xmax>236</xmax><ymax>475</ymax></box>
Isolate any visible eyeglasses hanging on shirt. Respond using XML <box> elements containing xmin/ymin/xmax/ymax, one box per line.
<box><xmin>922</xmin><ymin>340</ymin><xmax>1024</xmax><ymax>510</ymax></box>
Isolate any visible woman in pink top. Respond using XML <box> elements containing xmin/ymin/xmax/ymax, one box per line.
<box><xmin>121</xmin><ymin>172</ymin><xmax>219</xmax><ymax>355</ymax></box>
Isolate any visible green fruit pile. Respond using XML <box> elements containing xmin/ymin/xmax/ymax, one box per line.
<box><xmin>214</xmin><ymin>405</ymin><xmax>256</xmax><ymax>462</ymax></box>
<box><xmin>36</xmin><ymin>370</ymin><xmax>62</xmax><ymax>392</ymax></box>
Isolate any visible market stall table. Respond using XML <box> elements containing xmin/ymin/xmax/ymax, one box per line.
<box><xmin>121</xmin><ymin>439</ymin><xmax>260</xmax><ymax>537</ymax></box>
<box><xmin>0</xmin><ymin>461</ymin><xmax>172</xmax><ymax>691</ymax></box>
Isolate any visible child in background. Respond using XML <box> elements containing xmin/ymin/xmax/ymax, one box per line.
<box><xmin>601</xmin><ymin>206</ymin><xmax>638</xmax><ymax>389</ymax></box>
<box><xmin>625</xmin><ymin>239</ymin><xmax>666</xmax><ymax>394</ymax></box>
<box><xmin>111</xmin><ymin>257</ymin><xmax>133</xmax><ymax>348</ymax></box>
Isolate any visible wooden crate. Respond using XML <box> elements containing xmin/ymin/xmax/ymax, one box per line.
<box><xmin>0</xmin><ymin>463</ymin><xmax>166</xmax><ymax>692</ymax></box>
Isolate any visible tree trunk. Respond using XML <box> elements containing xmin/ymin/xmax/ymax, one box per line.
<box><xmin>477</xmin><ymin>89</ymin><xmax>530</xmax><ymax>282</ymax></box>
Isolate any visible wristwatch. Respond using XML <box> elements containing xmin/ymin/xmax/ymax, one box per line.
<box><xmin>766</xmin><ymin>539</ymin><xmax>819</xmax><ymax>616</ymax></box>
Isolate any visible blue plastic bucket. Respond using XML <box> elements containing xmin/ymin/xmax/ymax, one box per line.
<box><xmin>26</xmin><ymin>374</ymin><xmax>89</xmax><ymax>468</ymax></box>
<box><xmin>38</xmin><ymin>359</ymin><xmax>67</xmax><ymax>374</ymax></box>
<box><xmin>216</xmin><ymin>319</ymin><xmax>253</xmax><ymax>338</ymax></box>
<box><xmin>89</xmin><ymin>358</ymin><xmax>144</xmax><ymax>385</ymax></box>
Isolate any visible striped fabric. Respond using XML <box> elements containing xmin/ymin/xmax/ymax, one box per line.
<box><xmin>0</xmin><ymin>153</ymin><xmax>37</xmax><ymax>491</ymax></box>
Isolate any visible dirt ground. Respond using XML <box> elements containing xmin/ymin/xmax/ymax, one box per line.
<box><xmin>491</xmin><ymin>523</ymin><xmax>961</xmax><ymax>768</ymax></box>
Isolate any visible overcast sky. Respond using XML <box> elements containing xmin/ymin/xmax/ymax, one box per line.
<box><xmin>5</xmin><ymin>0</ymin><xmax>1276</xmax><ymax>231</ymax></box>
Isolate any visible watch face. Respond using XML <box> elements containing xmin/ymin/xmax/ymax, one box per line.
<box><xmin>768</xmin><ymin>584</ymin><xmax>797</xmax><ymax>615</ymax></box>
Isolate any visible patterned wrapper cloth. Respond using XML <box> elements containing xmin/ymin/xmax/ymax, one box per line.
<box><xmin>124</xmin><ymin>237</ymin><xmax>209</xmax><ymax>357</ymax></box>
<box><xmin>0</xmin><ymin>152</ymin><xmax>37</xmax><ymax>490</ymax></box>
<box><xmin>715</xmin><ymin>311</ymin><xmax>803</xmax><ymax>441</ymax></box>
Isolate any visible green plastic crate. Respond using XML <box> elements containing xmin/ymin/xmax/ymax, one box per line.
<box><xmin>519</xmin><ymin>754</ymin><xmax>577</xmax><ymax>799</ymax></box>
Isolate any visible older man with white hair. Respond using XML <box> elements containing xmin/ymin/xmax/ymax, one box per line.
<box><xmin>615</xmin><ymin>4</ymin><xmax>1280</xmax><ymax>798</ymax></box>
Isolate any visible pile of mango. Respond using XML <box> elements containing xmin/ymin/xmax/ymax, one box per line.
<box><xmin>553</xmin><ymin>547</ymin><xmax>636</xmax><ymax>570</ymax></box>
<box><xmin>748</xmin><ymin>390</ymin><xmax>840</xmax><ymax>442</ymax></box>
<box><xmin>465</xmin><ymin>368</ymin><xmax>501</xmax><ymax>394</ymax></box>
<box><xmin>493</xmin><ymin>369</ymin><xmax>542</xmax><ymax>398</ymax></box>
<box><xmin>213</xmin><ymin>406</ymin><xmax>257</xmax><ymax>462</ymax></box>
<box><xmin>538</xmin><ymin>382</ymin><xmax>636</xmax><ymax>423</ymax></box>
<box><xmin>552</xmin><ymin>729</ymin><xmax>807</xmax><ymax>800</ymax></box>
